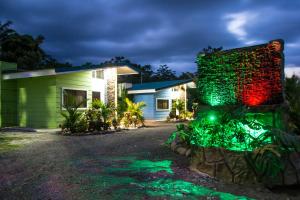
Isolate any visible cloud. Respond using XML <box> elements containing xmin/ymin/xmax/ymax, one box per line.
<box><xmin>0</xmin><ymin>0</ymin><xmax>299</xmax><ymax>73</ymax></box>
<box><xmin>224</xmin><ymin>11</ymin><xmax>258</xmax><ymax>44</ymax></box>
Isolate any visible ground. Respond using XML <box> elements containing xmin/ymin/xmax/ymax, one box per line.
<box><xmin>0</xmin><ymin>122</ymin><xmax>299</xmax><ymax>200</ymax></box>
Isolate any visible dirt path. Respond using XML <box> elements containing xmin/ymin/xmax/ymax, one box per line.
<box><xmin>0</xmin><ymin>123</ymin><xmax>299</xmax><ymax>199</ymax></box>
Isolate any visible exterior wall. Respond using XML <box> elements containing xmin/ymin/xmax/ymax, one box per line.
<box><xmin>0</xmin><ymin>61</ymin><xmax>18</xmax><ymax>127</ymax></box>
<box><xmin>133</xmin><ymin>94</ymin><xmax>154</xmax><ymax>120</ymax></box>
<box><xmin>18</xmin><ymin>76</ymin><xmax>57</xmax><ymax>128</ymax></box>
<box><xmin>55</xmin><ymin>71</ymin><xmax>93</xmax><ymax>127</ymax></box>
<box><xmin>132</xmin><ymin>83</ymin><xmax>188</xmax><ymax>121</ymax></box>
<box><xmin>0</xmin><ymin>65</ymin><xmax>119</xmax><ymax>128</ymax></box>
<box><xmin>105</xmin><ymin>68</ymin><xmax>118</xmax><ymax>107</ymax></box>
<box><xmin>154</xmin><ymin>88</ymin><xmax>172</xmax><ymax>120</ymax></box>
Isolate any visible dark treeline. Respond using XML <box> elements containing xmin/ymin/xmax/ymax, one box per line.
<box><xmin>0</xmin><ymin>21</ymin><xmax>196</xmax><ymax>83</ymax></box>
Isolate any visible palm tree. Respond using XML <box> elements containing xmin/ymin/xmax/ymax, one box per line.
<box><xmin>122</xmin><ymin>98</ymin><xmax>146</xmax><ymax>127</ymax></box>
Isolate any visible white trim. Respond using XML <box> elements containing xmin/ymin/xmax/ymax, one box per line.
<box><xmin>2</xmin><ymin>69</ymin><xmax>56</xmax><ymax>80</ymax></box>
<box><xmin>184</xmin><ymin>84</ymin><xmax>187</xmax><ymax>111</ymax></box>
<box><xmin>61</xmin><ymin>87</ymin><xmax>88</xmax><ymax>110</ymax></box>
<box><xmin>156</xmin><ymin>98</ymin><xmax>170</xmax><ymax>111</ymax></box>
<box><xmin>2</xmin><ymin>65</ymin><xmax>139</xmax><ymax>80</ymax></box>
<box><xmin>128</xmin><ymin>89</ymin><xmax>156</xmax><ymax>94</ymax></box>
<box><xmin>118</xmin><ymin>72</ymin><xmax>139</xmax><ymax>76</ymax></box>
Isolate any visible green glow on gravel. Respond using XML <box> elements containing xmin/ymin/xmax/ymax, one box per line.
<box><xmin>71</xmin><ymin>157</ymin><xmax>253</xmax><ymax>199</ymax></box>
<box><xmin>106</xmin><ymin>159</ymin><xmax>173</xmax><ymax>174</ymax></box>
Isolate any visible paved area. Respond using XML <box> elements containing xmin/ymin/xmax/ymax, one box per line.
<box><xmin>0</xmin><ymin>122</ymin><xmax>299</xmax><ymax>199</ymax></box>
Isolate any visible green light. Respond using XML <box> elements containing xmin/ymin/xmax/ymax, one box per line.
<box><xmin>71</xmin><ymin>157</ymin><xmax>251</xmax><ymax>199</ymax></box>
<box><xmin>209</xmin><ymin>114</ymin><xmax>216</xmax><ymax>122</ymax></box>
<box><xmin>170</xmin><ymin>110</ymin><xmax>275</xmax><ymax>151</ymax></box>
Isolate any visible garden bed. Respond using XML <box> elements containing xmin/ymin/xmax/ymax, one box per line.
<box><xmin>170</xmin><ymin>140</ymin><xmax>300</xmax><ymax>187</ymax></box>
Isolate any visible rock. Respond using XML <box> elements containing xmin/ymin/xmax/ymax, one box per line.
<box><xmin>177</xmin><ymin>147</ymin><xmax>187</xmax><ymax>155</ymax></box>
<box><xmin>185</xmin><ymin>148</ymin><xmax>192</xmax><ymax>157</ymax></box>
<box><xmin>170</xmin><ymin>141</ymin><xmax>177</xmax><ymax>151</ymax></box>
<box><xmin>204</xmin><ymin>148</ymin><xmax>224</xmax><ymax>163</ymax></box>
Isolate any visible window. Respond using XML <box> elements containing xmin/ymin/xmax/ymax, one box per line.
<box><xmin>62</xmin><ymin>89</ymin><xmax>87</xmax><ymax>108</ymax></box>
<box><xmin>92</xmin><ymin>91</ymin><xmax>101</xmax><ymax>101</ymax></box>
<box><xmin>172</xmin><ymin>87</ymin><xmax>178</xmax><ymax>92</ymax></box>
<box><xmin>92</xmin><ymin>69</ymin><xmax>104</xmax><ymax>79</ymax></box>
<box><xmin>156</xmin><ymin>99</ymin><xmax>169</xmax><ymax>110</ymax></box>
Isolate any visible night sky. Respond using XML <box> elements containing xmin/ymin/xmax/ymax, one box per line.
<box><xmin>1</xmin><ymin>0</ymin><xmax>300</xmax><ymax>73</ymax></box>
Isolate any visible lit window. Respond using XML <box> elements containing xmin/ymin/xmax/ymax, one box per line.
<box><xmin>92</xmin><ymin>91</ymin><xmax>101</xmax><ymax>101</ymax></box>
<box><xmin>157</xmin><ymin>99</ymin><xmax>169</xmax><ymax>110</ymax></box>
<box><xmin>63</xmin><ymin>89</ymin><xmax>87</xmax><ymax>108</ymax></box>
<box><xmin>92</xmin><ymin>70</ymin><xmax>104</xmax><ymax>79</ymax></box>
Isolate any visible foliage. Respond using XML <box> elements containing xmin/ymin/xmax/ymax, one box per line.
<box><xmin>117</xmin><ymin>89</ymin><xmax>128</xmax><ymax>119</ymax></box>
<box><xmin>285</xmin><ymin>75</ymin><xmax>300</xmax><ymax>134</ymax></box>
<box><xmin>121</xmin><ymin>98</ymin><xmax>146</xmax><ymax>128</ymax></box>
<box><xmin>196</xmin><ymin>41</ymin><xmax>284</xmax><ymax>106</ymax></box>
<box><xmin>169</xmin><ymin>99</ymin><xmax>192</xmax><ymax>121</ymax></box>
<box><xmin>167</xmin><ymin>107</ymin><xmax>300</xmax><ymax>182</ymax></box>
<box><xmin>85</xmin><ymin>99</ymin><xmax>114</xmax><ymax>131</ymax></box>
<box><xmin>244</xmin><ymin>129</ymin><xmax>300</xmax><ymax>181</ymax></box>
<box><xmin>61</xmin><ymin>94</ymin><xmax>87</xmax><ymax>134</ymax></box>
<box><xmin>1</xmin><ymin>33</ymin><xmax>47</xmax><ymax>70</ymax></box>
<box><xmin>152</xmin><ymin>64</ymin><xmax>177</xmax><ymax>81</ymax></box>
<box><xmin>0</xmin><ymin>20</ymin><xmax>73</xmax><ymax>70</ymax></box>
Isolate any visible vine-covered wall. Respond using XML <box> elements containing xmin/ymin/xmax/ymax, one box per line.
<box><xmin>196</xmin><ymin>40</ymin><xmax>284</xmax><ymax>106</ymax></box>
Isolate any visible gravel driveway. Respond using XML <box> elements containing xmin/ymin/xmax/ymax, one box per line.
<box><xmin>0</xmin><ymin>122</ymin><xmax>299</xmax><ymax>200</ymax></box>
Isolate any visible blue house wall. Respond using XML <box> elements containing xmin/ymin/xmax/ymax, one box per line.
<box><xmin>133</xmin><ymin>94</ymin><xmax>155</xmax><ymax>119</ymax></box>
<box><xmin>154</xmin><ymin>88</ymin><xmax>172</xmax><ymax>120</ymax></box>
<box><xmin>133</xmin><ymin>88</ymin><xmax>173</xmax><ymax>120</ymax></box>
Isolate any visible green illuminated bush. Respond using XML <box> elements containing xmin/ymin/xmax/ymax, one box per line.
<box><xmin>168</xmin><ymin>107</ymin><xmax>271</xmax><ymax>151</ymax></box>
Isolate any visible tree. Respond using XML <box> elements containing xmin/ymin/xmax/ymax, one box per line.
<box><xmin>1</xmin><ymin>33</ymin><xmax>48</xmax><ymax>70</ymax></box>
<box><xmin>140</xmin><ymin>64</ymin><xmax>154</xmax><ymax>82</ymax></box>
<box><xmin>0</xmin><ymin>21</ymin><xmax>16</xmax><ymax>47</ymax></box>
<box><xmin>285</xmin><ymin>75</ymin><xmax>300</xmax><ymax>134</ymax></box>
<box><xmin>198</xmin><ymin>45</ymin><xmax>223</xmax><ymax>56</ymax></box>
<box><xmin>152</xmin><ymin>64</ymin><xmax>177</xmax><ymax>81</ymax></box>
<box><xmin>178</xmin><ymin>71</ymin><xmax>195</xmax><ymax>80</ymax></box>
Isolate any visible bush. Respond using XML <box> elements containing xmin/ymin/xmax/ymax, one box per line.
<box><xmin>167</xmin><ymin>107</ymin><xmax>300</xmax><ymax>181</ymax></box>
<box><xmin>285</xmin><ymin>75</ymin><xmax>300</xmax><ymax>134</ymax></box>
<box><xmin>61</xmin><ymin>94</ymin><xmax>87</xmax><ymax>134</ymax></box>
<box><xmin>85</xmin><ymin>99</ymin><xmax>115</xmax><ymax>131</ymax></box>
<box><xmin>121</xmin><ymin>98</ymin><xmax>146</xmax><ymax>128</ymax></box>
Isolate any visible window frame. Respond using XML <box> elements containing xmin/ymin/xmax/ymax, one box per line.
<box><xmin>92</xmin><ymin>69</ymin><xmax>104</xmax><ymax>79</ymax></box>
<box><xmin>92</xmin><ymin>91</ymin><xmax>101</xmax><ymax>102</ymax></box>
<box><xmin>156</xmin><ymin>98</ymin><xmax>170</xmax><ymax>111</ymax></box>
<box><xmin>61</xmin><ymin>87</ymin><xmax>88</xmax><ymax>110</ymax></box>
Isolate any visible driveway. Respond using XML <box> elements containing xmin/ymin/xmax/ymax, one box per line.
<box><xmin>0</xmin><ymin>122</ymin><xmax>298</xmax><ymax>200</ymax></box>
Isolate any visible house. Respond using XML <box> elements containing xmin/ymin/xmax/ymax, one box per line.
<box><xmin>0</xmin><ymin>61</ymin><xmax>139</xmax><ymax>128</ymax></box>
<box><xmin>128</xmin><ymin>79</ymin><xmax>195</xmax><ymax>120</ymax></box>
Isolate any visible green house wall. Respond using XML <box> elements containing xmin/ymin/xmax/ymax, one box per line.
<box><xmin>55</xmin><ymin>71</ymin><xmax>93</xmax><ymax>127</ymax></box>
<box><xmin>0</xmin><ymin>63</ymin><xmax>112</xmax><ymax>128</ymax></box>
<box><xmin>0</xmin><ymin>61</ymin><xmax>18</xmax><ymax>127</ymax></box>
<box><xmin>16</xmin><ymin>71</ymin><xmax>94</xmax><ymax>128</ymax></box>
<box><xmin>18</xmin><ymin>76</ymin><xmax>57</xmax><ymax>128</ymax></box>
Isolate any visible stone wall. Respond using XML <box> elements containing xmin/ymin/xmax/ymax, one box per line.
<box><xmin>106</xmin><ymin>68</ymin><xmax>117</xmax><ymax>107</ymax></box>
<box><xmin>171</xmin><ymin>142</ymin><xmax>300</xmax><ymax>186</ymax></box>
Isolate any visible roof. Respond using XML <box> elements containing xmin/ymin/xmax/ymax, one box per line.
<box><xmin>55</xmin><ymin>62</ymin><xmax>140</xmax><ymax>73</ymax></box>
<box><xmin>2</xmin><ymin>62</ymin><xmax>140</xmax><ymax>80</ymax></box>
<box><xmin>128</xmin><ymin>79</ymin><xmax>193</xmax><ymax>94</ymax></box>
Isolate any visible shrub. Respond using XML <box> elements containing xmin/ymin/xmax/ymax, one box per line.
<box><xmin>121</xmin><ymin>98</ymin><xmax>146</xmax><ymax>128</ymax></box>
<box><xmin>167</xmin><ymin>107</ymin><xmax>300</xmax><ymax>181</ymax></box>
<box><xmin>85</xmin><ymin>99</ymin><xmax>115</xmax><ymax>131</ymax></box>
<box><xmin>285</xmin><ymin>75</ymin><xmax>300</xmax><ymax>134</ymax></box>
<box><xmin>61</xmin><ymin>94</ymin><xmax>87</xmax><ymax>134</ymax></box>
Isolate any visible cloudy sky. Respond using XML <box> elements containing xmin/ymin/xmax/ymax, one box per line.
<box><xmin>1</xmin><ymin>0</ymin><xmax>300</xmax><ymax>73</ymax></box>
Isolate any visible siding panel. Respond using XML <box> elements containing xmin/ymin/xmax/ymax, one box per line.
<box><xmin>18</xmin><ymin>76</ymin><xmax>57</xmax><ymax>128</ymax></box>
<box><xmin>133</xmin><ymin>94</ymin><xmax>154</xmax><ymax>120</ymax></box>
<box><xmin>154</xmin><ymin>89</ymin><xmax>172</xmax><ymax>120</ymax></box>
